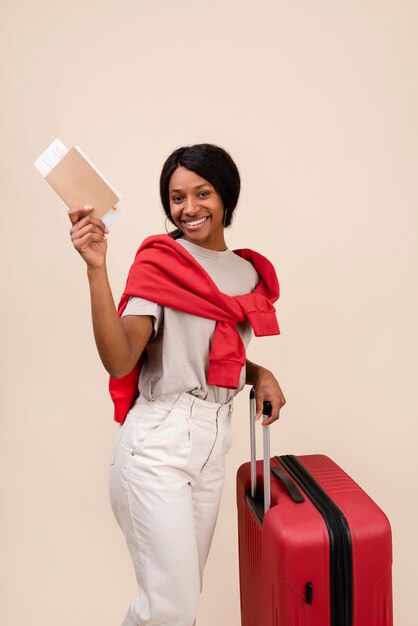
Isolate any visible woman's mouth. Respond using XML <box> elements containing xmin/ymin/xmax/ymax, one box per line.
<box><xmin>181</xmin><ymin>216</ymin><xmax>209</xmax><ymax>228</ymax></box>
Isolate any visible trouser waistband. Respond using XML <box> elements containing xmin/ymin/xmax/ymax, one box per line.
<box><xmin>137</xmin><ymin>391</ymin><xmax>233</xmax><ymax>421</ymax></box>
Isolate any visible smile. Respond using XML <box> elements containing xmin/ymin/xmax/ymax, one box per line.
<box><xmin>182</xmin><ymin>216</ymin><xmax>209</xmax><ymax>227</ymax></box>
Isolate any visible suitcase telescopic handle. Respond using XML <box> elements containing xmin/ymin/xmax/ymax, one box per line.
<box><xmin>250</xmin><ymin>387</ymin><xmax>272</xmax><ymax>514</ymax></box>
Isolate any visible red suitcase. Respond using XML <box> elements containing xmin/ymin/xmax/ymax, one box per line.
<box><xmin>236</xmin><ymin>389</ymin><xmax>393</xmax><ymax>626</ymax></box>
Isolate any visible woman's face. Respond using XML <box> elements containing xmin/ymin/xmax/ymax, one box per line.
<box><xmin>168</xmin><ymin>166</ymin><xmax>226</xmax><ymax>251</ymax></box>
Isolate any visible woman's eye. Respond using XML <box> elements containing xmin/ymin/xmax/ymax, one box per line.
<box><xmin>198</xmin><ymin>191</ymin><xmax>209</xmax><ymax>198</ymax></box>
<box><xmin>172</xmin><ymin>196</ymin><xmax>183</xmax><ymax>203</ymax></box>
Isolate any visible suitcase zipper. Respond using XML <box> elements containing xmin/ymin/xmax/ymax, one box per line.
<box><xmin>277</xmin><ymin>455</ymin><xmax>353</xmax><ymax>626</ymax></box>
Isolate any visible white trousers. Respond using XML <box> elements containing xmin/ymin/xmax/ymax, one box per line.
<box><xmin>108</xmin><ymin>392</ymin><xmax>234</xmax><ymax>626</ymax></box>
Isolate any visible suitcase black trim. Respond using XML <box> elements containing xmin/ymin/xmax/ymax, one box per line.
<box><xmin>245</xmin><ymin>489</ymin><xmax>267</xmax><ymax>526</ymax></box>
<box><xmin>277</xmin><ymin>455</ymin><xmax>353</xmax><ymax>626</ymax></box>
<box><xmin>271</xmin><ymin>465</ymin><xmax>306</xmax><ymax>503</ymax></box>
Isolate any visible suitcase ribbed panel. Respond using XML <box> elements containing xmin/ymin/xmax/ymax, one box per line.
<box><xmin>240</xmin><ymin>500</ymin><xmax>262</xmax><ymax>626</ymax></box>
<box><xmin>308</xmin><ymin>466</ymin><xmax>363</xmax><ymax>496</ymax></box>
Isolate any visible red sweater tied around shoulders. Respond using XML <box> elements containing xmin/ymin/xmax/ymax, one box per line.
<box><xmin>109</xmin><ymin>235</ymin><xmax>280</xmax><ymax>423</ymax></box>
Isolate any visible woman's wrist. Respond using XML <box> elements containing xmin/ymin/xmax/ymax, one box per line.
<box><xmin>245</xmin><ymin>359</ymin><xmax>268</xmax><ymax>385</ymax></box>
<box><xmin>87</xmin><ymin>262</ymin><xmax>108</xmax><ymax>278</ymax></box>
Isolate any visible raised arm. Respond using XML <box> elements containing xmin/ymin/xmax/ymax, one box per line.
<box><xmin>68</xmin><ymin>206</ymin><xmax>153</xmax><ymax>378</ymax></box>
<box><xmin>246</xmin><ymin>358</ymin><xmax>286</xmax><ymax>425</ymax></box>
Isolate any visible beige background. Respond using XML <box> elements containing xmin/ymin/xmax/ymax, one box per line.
<box><xmin>1</xmin><ymin>1</ymin><xmax>417</xmax><ymax>624</ymax></box>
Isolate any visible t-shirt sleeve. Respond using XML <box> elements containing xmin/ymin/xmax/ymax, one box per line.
<box><xmin>121</xmin><ymin>296</ymin><xmax>163</xmax><ymax>338</ymax></box>
<box><xmin>251</xmin><ymin>269</ymin><xmax>260</xmax><ymax>291</ymax></box>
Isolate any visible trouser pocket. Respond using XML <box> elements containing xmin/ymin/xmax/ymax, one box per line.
<box><xmin>129</xmin><ymin>405</ymin><xmax>175</xmax><ymax>454</ymax></box>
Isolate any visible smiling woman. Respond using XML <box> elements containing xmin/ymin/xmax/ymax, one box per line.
<box><xmin>68</xmin><ymin>143</ymin><xmax>285</xmax><ymax>626</ymax></box>
<box><xmin>168</xmin><ymin>167</ymin><xmax>226</xmax><ymax>250</ymax></box>
<box><xmin>160</xmin><ymin>143</ymin><xmax>241</xmax><ymax>247</ymax></box>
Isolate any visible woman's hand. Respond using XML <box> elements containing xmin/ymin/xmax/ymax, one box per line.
<box><xmin>68</xmin><ymin>205</ymin><xmax>109</xmax><ymax>270</ymax></box>
<box><xmin>246</xmin><ymin>359</ymin><xmax>286</xmax><ymax>426</ymax></box>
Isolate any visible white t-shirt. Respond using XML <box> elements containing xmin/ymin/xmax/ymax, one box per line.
<box><xmin>122</xmin><ymin>238</ymin><xmax>259</xmax><ymax>409</ymax></box>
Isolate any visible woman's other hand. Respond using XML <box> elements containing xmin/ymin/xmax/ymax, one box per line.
<box><xmin>246</xmin><ymin>359</ymin><xmax>286</xmax><ymax>426</ymax></box>
<box><xmin>68</xmin><ymin>205</ymin><xmax>109</xmax><ymax>270</ymax></box>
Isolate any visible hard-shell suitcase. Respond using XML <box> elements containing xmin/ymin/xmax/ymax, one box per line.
<box><xmin>236</xmin><ymin>389</ymin><xmax>393</xmax><ymax>626</ymax></box>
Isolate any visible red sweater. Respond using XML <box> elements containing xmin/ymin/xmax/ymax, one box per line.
<box><xmin>109</xmin><ymin>235</ymin><xmax>280</xmax><ymax>423</ymax></box>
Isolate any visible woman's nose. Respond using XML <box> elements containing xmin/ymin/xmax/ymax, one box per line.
<box><xmin>183</xmin><ymin>197</ymin><xmax>198</xmax><ymax>214</ymax></box>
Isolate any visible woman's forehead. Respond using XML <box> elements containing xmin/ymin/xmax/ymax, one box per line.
<box><xmin>169</xmin><ymin>166</ymin><xmax>212</xmax><ymax>191</ymax></box>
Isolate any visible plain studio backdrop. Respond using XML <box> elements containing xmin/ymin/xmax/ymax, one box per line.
<box><xmin>1</xmin><ymin>1</ymin><xmax>417</xmax><ymax>624</ymax></box>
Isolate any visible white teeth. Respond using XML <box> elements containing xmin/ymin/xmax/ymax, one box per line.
<box><xmin>184</xmin><ymin>216</ymin><xmax>208</xmax><ymax>226</ymax></box>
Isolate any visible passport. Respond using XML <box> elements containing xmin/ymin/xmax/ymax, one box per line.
<box><xmin>35</xmin><ymin>138</ymin><xmax>122</xmax><ymax>228</ymax></box>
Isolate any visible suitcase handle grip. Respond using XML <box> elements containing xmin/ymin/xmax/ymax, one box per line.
<box><xmin>271</xmin><ymin>466</ymin><xmax>305</xmax><ymax>503</ymax></box>
<box><xmin>250</xmin><ymin>387</ymin><xmax>272</xmax><ymax>514</ymax></box>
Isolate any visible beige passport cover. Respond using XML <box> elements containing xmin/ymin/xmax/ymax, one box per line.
<box><xmin>45</xmin><ymin>147</ymin><xmax>119</xmax><ymax>219</ymax></box>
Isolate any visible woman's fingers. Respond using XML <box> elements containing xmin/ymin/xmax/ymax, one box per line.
<box><xmin>71</xmin><ymin>221</ymin><xmax>107</xmax><ymax>242</ymax></box>
<box><xmin>70</xmin><ymin>213</ymin><xmax>108</xmax><ymax>234</ymax></box>
<box><xmin>255</xmin><ymin>393</ymin><xmax>285</xmax><ymax>421</ymax></box>
<box><xmin>69</xmin><ymin>209</ymin><xmax>109</xmax><ymax>255</ymax></box>
<box><xmin>73</xmin><ymin>231</ymin><xmax>107</xmax><ymax>253</ymax></box>
<box><xmin>68</xmin><ymin>206</ymin><xmax>109</xmax><ymax>230</ymax></box>
<box><xmin>261</xmin><ymin>393</ymin><xmax>286</xmax><ymax>425</ymax></box>
<box><xmin>68</xmin><ymin>205</ymin><xmax>94</xmax><ymax>225</ymax></box>
<box><xmin>256</xmin><ymin>398</ymin><xmax>278</xmax><ymax>424</ymax></box>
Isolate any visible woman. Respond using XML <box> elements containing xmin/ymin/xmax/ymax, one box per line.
<box><xmin>69</xmin><ymin>144</ymin><xmax>286</xmax><ymax>626</ymax></box>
